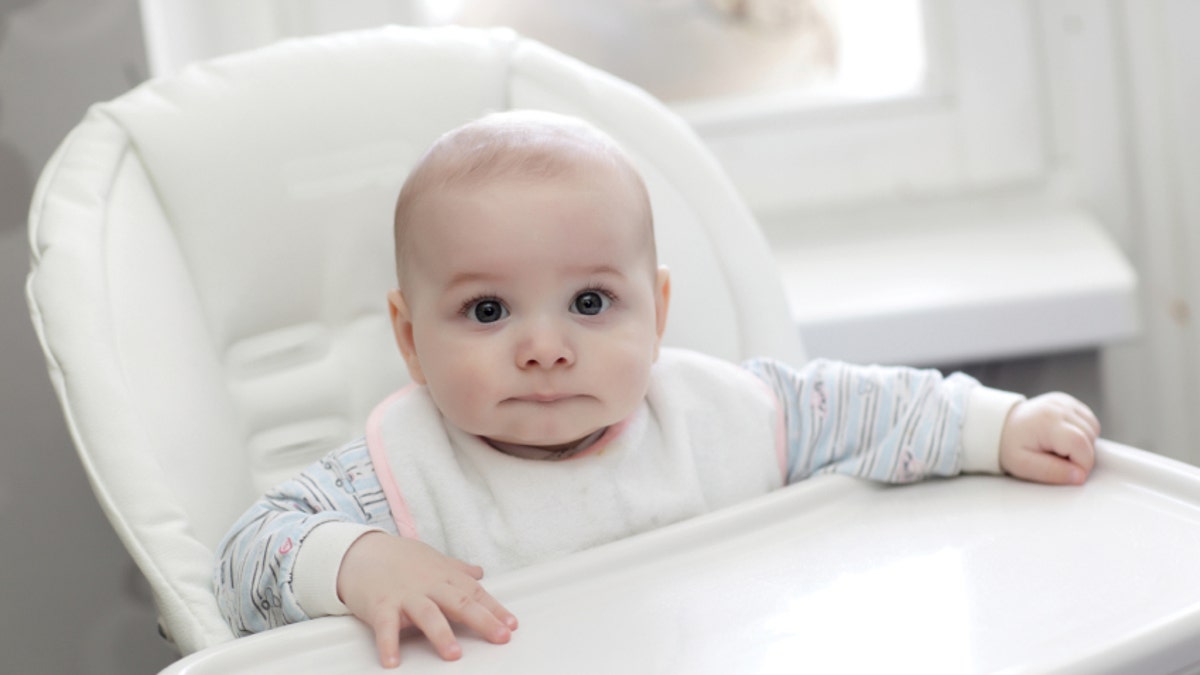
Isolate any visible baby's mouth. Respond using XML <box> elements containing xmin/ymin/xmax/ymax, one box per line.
<box><xmin>511</xmin><ymin>393</ymin><xmax>577</xmax><ymax>404</ymax></box>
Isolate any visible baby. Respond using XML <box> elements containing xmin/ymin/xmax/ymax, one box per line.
<box><xmin>215</xmin><ymin>110</ymin><xmax>1099</xmax><ymax>668</ymax></box>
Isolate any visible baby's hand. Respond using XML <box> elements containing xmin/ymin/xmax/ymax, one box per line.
<box><xmin>999</xmin><ymin>392</ymin><xmax>1100</xmax><ymax>485</ymax></box>
<box><xmin>337</xmin><ymin>532</ymin><xmax>518</xmax><ymax>668</ymax></box>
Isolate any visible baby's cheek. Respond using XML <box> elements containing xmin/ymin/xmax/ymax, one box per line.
<box><xmin>431</xmin><ymin>387</ymin><xmax>485</xmax><ymax>436</ymax></box>
<box><xmin>442</xmin><ymin>365</ymin><xmax>500</xmax><ymax>425</ymax></box>
<box><xmin>606</xmin><ymin>349</ymin><xmax>654</xmax><ymax>410</ymax></box>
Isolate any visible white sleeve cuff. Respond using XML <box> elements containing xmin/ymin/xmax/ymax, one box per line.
<box><xmin>292</xmin><ymin>522</ymin><xmax>384</xmax><ymax>618</ymax></box>
<box><xmin>960</xmin><ymin>386</ymin><xmax>1026</xmax><ymax>474</ymax></box>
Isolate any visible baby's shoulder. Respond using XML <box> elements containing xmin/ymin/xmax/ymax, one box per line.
<box><xmin>654</xmin><ymin>346</ymin><xmax>743</xmax><ymax>372</ymax></box>
<box><xmin>651</xmin><ymin>347</ymin><xmax>772</xmax><ymax>398</ymax></box>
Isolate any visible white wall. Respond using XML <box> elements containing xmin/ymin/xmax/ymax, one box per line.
<box><xmin>1024</xmin><ymin>0</ymin><xmax>1200</xmax><ymax>462</ymax></box>
<box><xmin>1115</xmin><ymin>0</ymin><xmax>1200</xmax><ymax>462</ymax></box>
<box><xmin>0</xmin><ymin>0</ymin><xmax>177</xmax><ymax>672</ymax></box>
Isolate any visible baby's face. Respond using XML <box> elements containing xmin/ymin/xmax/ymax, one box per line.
<box><xmin>390</xmin><ymin>163</ymin><xmax>669</xmax><ymax>453</ymax></box>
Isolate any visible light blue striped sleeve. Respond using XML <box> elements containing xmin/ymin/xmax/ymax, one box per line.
<box><xmin>744</xmin><ymin>358</ymin><xmax>979</xmax><ymax>484</ymax></box>
<box><xmin>212</xmin><ymin>437</ymin><xmax>397</xmax><ymax>636</ymax></box>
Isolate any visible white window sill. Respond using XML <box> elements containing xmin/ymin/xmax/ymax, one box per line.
<box><xmin>763</xmin><ymin>208</ymin><xmax>1139</xmax><ymax>366</ymax></box>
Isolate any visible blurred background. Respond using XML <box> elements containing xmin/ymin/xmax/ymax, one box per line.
<box><xmin>3</xmin><ymin>0</ymin><xmax>1197</xmax><ymax>671</ymax></box>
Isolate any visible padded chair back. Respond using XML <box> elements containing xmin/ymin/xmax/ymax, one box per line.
<box><xmin>26</xmin><ymin>25</ymin><xmax>804</xmax><ymax>653</ymax></box>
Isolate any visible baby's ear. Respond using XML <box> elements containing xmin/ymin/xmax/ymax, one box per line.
<box><xmin>653</xmin><ymin>266</ymin><xmax>671</xmax><ymax>357</ymax></box>
<box><xmin>387</xmin><ymin>289</ymin><xmax>426</xmax><ymax>384</ymax></box>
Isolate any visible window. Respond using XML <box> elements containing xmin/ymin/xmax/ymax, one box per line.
<box><xmin>441</xmin><ymin>0</ymin><xmax>927</xmax><ymax>108</ymax></box>
<box><xmin>140</xmin><ymin>0</ymin><xmax>1045</xmax><ymax>218</ymax></box>
<box><xmin>672</xmin><ymin>0</ymin><xmax>1047</xmax><ymax>219</ymax></box>
<box><xmin>383</xmin><ymin>0</ymin><xmax>1045</xmax><ymax>219</ymax></box>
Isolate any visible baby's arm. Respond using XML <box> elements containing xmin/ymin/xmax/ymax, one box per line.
<box><xmin>213</xmin><ymin>437</ymin><xmax>516</xmax><ymax>668</ymax></box>
<box><xmin>746</xmin><ymin>358</ymin><xmax>1095</xmax><ymax>484</ymax></box>
<box><xmin>213</xmin><ymin>438</ymin><xmax>394</xmax><ymax>635</ymax></box>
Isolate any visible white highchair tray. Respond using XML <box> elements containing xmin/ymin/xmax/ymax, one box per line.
<box><xmin>162</xmin><ymin>440</ymin><xmax>1200</xmax><ymax>674</ymax></box>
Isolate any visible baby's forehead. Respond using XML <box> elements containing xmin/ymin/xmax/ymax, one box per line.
<box><xmin>417</xmin><ymin>127</ymin><xmax>652</xmax><ymax>228</ymax></box>
<box><xmin>434</xmin><ymin>127</ymin><xmax>630</xmax><ymax>185</ymax></box>
<box><xmin>419</xmin><ymin>161</ymin><xmax>649</xmax><ymax>239</ymax></box>
<box><xmin>395</xmin><ymin>113</ymin><xmax>656</xmax><ymax>277</ymax></box>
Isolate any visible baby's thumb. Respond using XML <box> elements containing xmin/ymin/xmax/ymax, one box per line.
<box><xmin>1003</xmin><ymin>447</ymin><xmax>1086</xmax><ymax>485</ymax></box>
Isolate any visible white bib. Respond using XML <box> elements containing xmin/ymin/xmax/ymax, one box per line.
<box><xmin>366</xmin><ymin>349</ymin><xmax>784</xmax><ymax>572</ymax></box>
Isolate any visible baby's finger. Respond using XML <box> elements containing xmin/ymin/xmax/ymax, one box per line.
<box><xmin>1006</xmin><ymin>447</ymin><xmax>1086</xmax><ymax>485</ymax></box>
<box><xmin>1063</xmin><ymin>403</ymin><xmax>1101</xmax><ymax>438</ymax></box>
<box><xmin>369</xmin><ymin>609</ymin><xmax>403</xmax><ymax>669</ymax></box>
<box><xmin>1080</xmin><ymin>409</ymin><xmax>1101</xmax><ymax>437</ymax></box>
<box><xmin>405</xmin><ymin>596</ymin><xmax>463</xmax><ymax>661</ymax></box>
<box><xmin>432</xmin><ymin>584</ymin><xmax>515</xmax><ymax>644</ymax></box>
<box><xmin>1050</xmin><ymin>421</ymin><xmax>1097</xmax><ymax>475</ymax></box>
<box><xmin>1036</xmin><ymin>392</ymin><xmax>1101</xmax><ymax>435</ymax></box>
<box><xmin>474</xmin><ymin>586</ymin><xmax>519</xmax><ymax>632</ymax></box>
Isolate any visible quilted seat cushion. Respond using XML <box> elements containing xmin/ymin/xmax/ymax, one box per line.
<box><xmin>26</xmin><ymin>25</ymin><xmax>801</xmax><ymax>653</ymax></box>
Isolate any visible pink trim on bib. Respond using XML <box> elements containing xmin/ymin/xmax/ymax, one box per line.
<box><xmin>366</xmin><ymin>385</ymin><xmax>420</xmax><ymax>539</ymax></box>
<box><xmin>567</xmin><ymin>415</ymin><xmax>634</xmax><ymax>460</ymax></box>
<box><xmin>754</xmin><ymin>378</ymin><xmax>789</xmax><ymax>483</ymax></box>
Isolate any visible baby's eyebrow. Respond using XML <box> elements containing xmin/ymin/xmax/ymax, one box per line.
<box><xmin>446</xmin><ymin>264</ymin><xmax>625</xmax><ymax>286</ymax></box>
<box><xmin>442</xmin><ymin>270</ymin><xmax>505</xmax><ymax>291</ymax></box>
<box><xmin>573</xmin><ymin>264</ymin><xmax>624</xmax><ymax>278</ymax></box>
<box><xmin>436</xmin><ymin>262</ymin><xmax>640</xmax><ymax>300</ymax></box>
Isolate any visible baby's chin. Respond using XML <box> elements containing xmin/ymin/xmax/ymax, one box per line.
<box><xmin>470</xmin><ymin>410</ymin><xmax>614</xmax><ymax>446</ymax></box>
<box><xmin>487</xmin><ymin>428</ymin><xmax>604</xmax><ymax>452</ymax></box>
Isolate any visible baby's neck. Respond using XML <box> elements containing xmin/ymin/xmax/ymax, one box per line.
<box><xmin>484</xmin><ymin>427</ymin><xmax>607</xmax><ymax>461</ymax></box>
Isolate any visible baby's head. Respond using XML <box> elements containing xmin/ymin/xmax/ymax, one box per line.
<box><xmin>388</xmin><ymin>111</ymin><xmax>671</xmax><ymax>455</ymax></box>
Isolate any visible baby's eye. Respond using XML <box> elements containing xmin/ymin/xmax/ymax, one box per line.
<box><xmin>571</xmin><ymin>290</ymin><xmax>611</xmax><ymax>316</ymax></box>
<box><xmin>467</xmin><ymin>299</ymin><xmax>509</xmax><ymax>324</ymax></box>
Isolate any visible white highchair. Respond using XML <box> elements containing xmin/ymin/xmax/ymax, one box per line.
<box><xmin>25</xmin><ymin>25</ymin><xmax>1200</xmax><ymax>674</ymax></box>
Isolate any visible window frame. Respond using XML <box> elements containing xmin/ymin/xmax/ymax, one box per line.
<box><xmin>677</xmin><ymin>0</ymin><xmax>1047</xmax><ymax>219</ymax></box>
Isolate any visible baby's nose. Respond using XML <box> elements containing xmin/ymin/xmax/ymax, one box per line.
<box><xmin>516</xmin><ymin>319</ymin><xmax>575</xmax><ymax>369</ymax></box>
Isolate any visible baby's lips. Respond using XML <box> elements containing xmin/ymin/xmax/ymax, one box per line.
<box><xmin>512</xmin><ymin>392</ymin><xmax>575</xmax><ymax>403</ymax></box>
